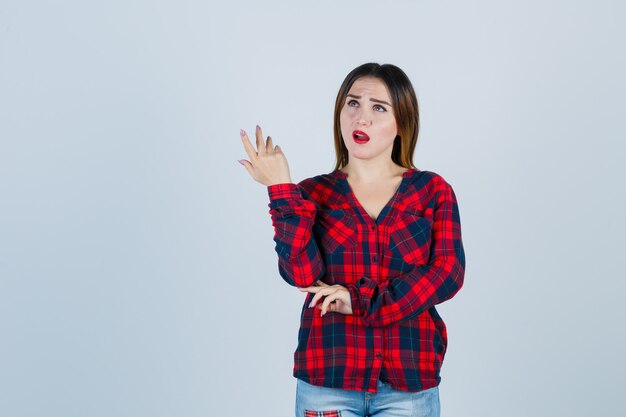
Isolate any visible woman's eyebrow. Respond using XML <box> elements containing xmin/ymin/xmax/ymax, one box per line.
<box><xmin>347</xmin><ymin>94</ymin><xmax>392</xmax><ymax>107</ymax></box>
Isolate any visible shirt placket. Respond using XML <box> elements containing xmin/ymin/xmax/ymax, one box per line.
<box><xmin>367</xmin><ymin>219</ymin><xmax>384</xmax><ymax>392</ymax></box>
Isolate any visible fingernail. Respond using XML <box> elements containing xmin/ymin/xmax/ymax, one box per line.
<box><xmin>308</xmin><ymin>301</ymin><xmax>314</xmax><ymax>308</ymax></box>
<box><xmin>256</xmin><ymin>124</ymin><xmax>260</xmax><ymax>131</ymax></box>
<box><xmin>237</xmin><ymin>159</ymin><xmax>244</xmax><ymax>165</ymax></box>
<box><xmin>240</xmin><ymin>129</ymin><xmax>246</xmax><ymax>136</ymax></box>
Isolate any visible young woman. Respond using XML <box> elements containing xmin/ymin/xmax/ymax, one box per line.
<box><xmin>238</xmin><ymin>63</ymin><xmax>465</xmax><ymax>417</ymax></box>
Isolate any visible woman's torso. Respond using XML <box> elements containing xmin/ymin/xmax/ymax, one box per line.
<box><xmin>292</xmin><ymin>168</ymin><xmax>451</xmax><ymax>393</ymax></box>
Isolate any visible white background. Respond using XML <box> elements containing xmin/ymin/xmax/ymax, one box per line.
<box><xmin>1</xmin><ymin>1</ymin><xmax>625</xmax><ymax>416</ymax></box>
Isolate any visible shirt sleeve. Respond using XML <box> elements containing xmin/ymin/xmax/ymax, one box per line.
<box><xmin>347</xmin><ymin>181</ymin><xmax>465</xmax><ymax>327</ymax></box>
<box><xmin>267</xmin><ymin>182</ymin><xmax>325</xmax><ymax>288</ymax></box>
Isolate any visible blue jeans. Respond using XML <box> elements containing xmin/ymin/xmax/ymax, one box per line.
<box><xmin>295</xmin><ymin>378</ymin><xmax>440</xmax><ymax>417</ymax></box>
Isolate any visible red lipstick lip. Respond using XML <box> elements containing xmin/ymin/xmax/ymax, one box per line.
<box><xmin>352</xmin><ymin>130</ymin><xmax>370</xmax><ymax>142</ymax></box>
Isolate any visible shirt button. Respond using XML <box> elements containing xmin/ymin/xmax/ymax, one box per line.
<box><xmin>370</xmin><ymin>224</ymin><xmax>375</xmax><ymax>231</ymax></box>
<box><xmin>376</xmin><ymin>352</ymin><xmax>382</xmax><ymax>359</ymax></box>
<box><xmin>359</xmin><ymin>277</ymin><xmax>366</xmax><ymax>286</ymax></box>
<box><xmin>372</xmin><ymin>255</ymin><xmax>378</xmax><ymax>262</ymax></box>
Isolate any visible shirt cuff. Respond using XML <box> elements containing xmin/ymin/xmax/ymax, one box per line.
<box><xmin>348</xmin><ymin>284</ymin><xmax>363</xmax><ymax>317</ymax></box>
<box><xmin>267</xmin><ymin>183</ymin><xmax>300</xmax><ymax>201</ymax></box>
<box><xmin>349</xmin><ymin>276</ymin><xmax>378</xmax><ymax>318</ymax></box>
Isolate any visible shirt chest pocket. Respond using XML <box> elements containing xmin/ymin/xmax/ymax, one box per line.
<box><xmin>388</xmin><ymin>208</ymin><xmax>433</xmax><ymax>266</ymax></box>
<box><xmin>313</xmin><ymin>209</ymin><xmax>358</xmax><ymax>254</ymax></box>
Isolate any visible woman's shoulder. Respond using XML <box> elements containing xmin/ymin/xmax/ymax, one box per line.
<box><xmin>294</xmin><ymin>170</ymin><xmax>344</xmax><ymax>203</ymax></box>
<box><xmin>407</xmin><ymin>168</ymin><xmax>449</xmax><ymax>185</ymax></box>
<box><xmin>297</xmin><ymin>170</ymin><xmax>338</xmax><ymax>188</ymax></box>
<box><xmin>406</xmin><ymin>168</ymin><xmax>459</xmax><ymax>198</ymax></box>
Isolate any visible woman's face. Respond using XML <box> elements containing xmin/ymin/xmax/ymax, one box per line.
<box><xmin>339</xmin><ymin>76</ymin><xmax>398</xmax><ymax>164</ymax></box>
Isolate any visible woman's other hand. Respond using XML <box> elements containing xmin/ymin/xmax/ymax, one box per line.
<box><xmin>299</xmin><ymin>281</ymin><xmax>353</xmax><ymax>316</ymax></box>
<box><xmin>238</xmin><ymin>125</ymin><xmax>293</xmax><ymax>186</ymax></box>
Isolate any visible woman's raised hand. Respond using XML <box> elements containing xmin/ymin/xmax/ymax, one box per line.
<box><xmin>238</xmin><ymin>125</ymin><xmax>293</xmax><ymax>186</ymax></box>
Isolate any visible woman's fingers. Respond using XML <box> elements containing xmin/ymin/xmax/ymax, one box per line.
<box><xmin>298</xmin><ymin>284</ymin><xmax>352</xmax><ymax>315</ymax></box>
<box><xmin>238</xmin><ymin>125</ymin><xmax>293</xmax><ymax>186</ymax></box>
<box><xmin>299</xmin><ymin>282</ymin><xmax>350</xmax><ymax>314</ymax></box>
<box><xmin>298</xmin><ymin>284</ymin><xmax>323</xmax><ymax>293</ymax></box>
<box><xmin>266</xmin><ymin>136</ymin><xmax>274</xmax><ymax>153</ymax></box>
<box><xmin>320</xmin><ymin>292</ymin><xmax>343</xmax><ymax>315</ymax></box>
<box><xmin>256</xmin><ymin>125</ymin><xmax>266</xmax><ymax>154</ymax></box>
<box><xmin>239</xmin><ymin>129</ymin><xmax>258</xmax><ymax>161</ymax></box>
<box><xmin>309</xmin><ymin>288</ymin><xmax>331</xmax><ymax>308</ymax></box>
<box><xmin>316</xmin><ymin>300</ymin><xmax>339</xmax><ymax>310</ymax></box>
<box><xmin>239</xmin><ymin>159</ymin><xmax>254</xmax><ymax>176</ymax></box>
<box><xmin>239</xmin><ymin>125</ymin><xmax>271</xmax><ymax>158</ymax></box>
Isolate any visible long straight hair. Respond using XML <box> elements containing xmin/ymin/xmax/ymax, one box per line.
<box><xmin>333</xmin><ymin>63</ymin><xmax>420</xmax><ymax>170</ymax></box>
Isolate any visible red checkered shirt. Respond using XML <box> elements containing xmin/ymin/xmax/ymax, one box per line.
<box><xmin>267</xmin><ymin>168</ymin><xmax>465</xmax><ymax>393</ymax></box>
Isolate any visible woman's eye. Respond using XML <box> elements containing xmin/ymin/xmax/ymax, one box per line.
<box><xmin>347</xmin><ymin>99</ymin><xmax>358</xmax><ymax>107</ymax></box>
<box><xmin>373</xmin><ymin>104</ymin><xmax>387</xmax><ymax>112</ymax></box>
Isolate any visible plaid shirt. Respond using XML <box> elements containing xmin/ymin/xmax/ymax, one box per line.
<box><xmin>267</xmin><ymin>168</ymin><xmax>465</xmax><ymax>393</ymax></box>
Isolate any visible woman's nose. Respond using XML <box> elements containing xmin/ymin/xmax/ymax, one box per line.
<box><xmin>356</xmin><ymin>110</ymin><xmax>372</xmax><ymax>126</ymax></box>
